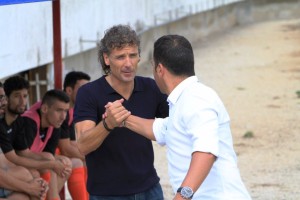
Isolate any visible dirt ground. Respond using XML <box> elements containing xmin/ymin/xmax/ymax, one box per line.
<box><xmin>63</xmin><ymin>19</ymin><xmax>300</xmax><ymax>200</ymax></box>
<box><xmin>147</xmin><ymin>19</ymin><xmax>300</xmax><ymax>200</ymax></box>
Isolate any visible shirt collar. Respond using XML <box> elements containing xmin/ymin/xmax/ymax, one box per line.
<box><xmin>103</xmin><ymin>76</ymin><xmax>144</xmax><ymax>95</ymax></box>
<box><xmin>167</xmin><ymin>76</ymin><xmax>198</xmax><ymax>105</ymax></box>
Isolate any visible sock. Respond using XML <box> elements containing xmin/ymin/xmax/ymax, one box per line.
<box><xmin>84</xmin><ymin>166</ymin><xmax>89</xmax><ymax>199</ymax></box>
<box><xmin>55</xmin><ymin>148</ymin><xmax>61</xmax><ymax>155</ymax></box>
<box><xmin>84</xmin><ymin>166</ymin><xmax>88</xmax><ymax>182</ymax></box>
<box><xmin>67</xmin><ymin>167</ymin><xmax>88</xmax><ymax>200</ymax></box>
<box><xmin>40</xmin><ymin>171</ymin><xmax>51</xmax><ymax>183</ymax></box>
<box><xmin>41</xmin><ymin>172</ymin><xmax>51</xmax><ymax>200</ymax></box>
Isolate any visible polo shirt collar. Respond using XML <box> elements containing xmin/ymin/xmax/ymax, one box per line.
<box><xmin>167</xmin><ymin>76</ymin><xmax>198</xmax><ymax>105</ymax></box>
<box><xmin>102</xmin><ymin>75</ymin><xmax>144</xmax><ymax>95</ymax></box>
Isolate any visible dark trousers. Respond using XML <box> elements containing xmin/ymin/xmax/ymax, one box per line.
<box><xmin>89</xmin><ymin>183</ymin><xmax>164</xmax><ymax>200</ymax></box>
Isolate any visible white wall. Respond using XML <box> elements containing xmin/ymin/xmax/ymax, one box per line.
<box><xmin>0</xmin><ymin>0</ymin><xmax>241</xmax><ymax>79</ymax></box>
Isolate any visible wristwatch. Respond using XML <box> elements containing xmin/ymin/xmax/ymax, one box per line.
<box><xmin>177</xmin><ymin>186</ymin><xmax>194</xmax><ymax>199</ymax></box>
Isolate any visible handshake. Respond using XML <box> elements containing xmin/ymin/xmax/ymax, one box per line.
<box><xmin>100</xmin><ymin>98</ymin><xmax>156</xmax><ymax>141</ymax></box>
<box><xmin>102</xmin><ymin>98</ymin><xmax>131</xmax><ymax>131</ymax></box>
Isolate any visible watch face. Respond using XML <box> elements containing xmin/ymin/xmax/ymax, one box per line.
<box><xmin>181</xmin><ymin>186</ymin><xmax>193</xmax><ymax>198</ymax></box>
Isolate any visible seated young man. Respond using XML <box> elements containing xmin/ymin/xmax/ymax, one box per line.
<box><xmin>0</xmin><ymin>81</ymin><xmax>48</xmax><ymax>200</ymax></box>
<box><xmin>0</xmin><ymin>161</ymin><xmax>48</xmax><ymax>200</ymax></box>
<box><xmin>0</xmin><ymin>76</ymin><xmax>71</xmax><ymax>200</ymax></box>
<box><xmin>57</xmin><ymin>71</ymin><xmax>91</xmax><ymax>200</ymax></box>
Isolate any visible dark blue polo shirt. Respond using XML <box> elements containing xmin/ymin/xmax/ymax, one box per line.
<box><xmin>74</xmin><ymin>75</ymin><xmax>168</xmax><ymax>196</ymax></box>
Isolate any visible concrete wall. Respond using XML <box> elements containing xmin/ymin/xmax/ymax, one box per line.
<box><xmin>138</xmin><ymin>0</ymin><xmax>300</xmax><ymax>74</ymax></box>
<box><xmin>2</xmin><ymin>0</ymin><xmax>299</xmax><ymax>81</ymax></box>
<box><xmin>2</xmin><ymin>0</ymin><xmax>240</xmax><ymax>79</ymax></box>
<box><xmin>66</xmin><ymin>0</ymin><xmax>300</xmax><ymax>80</ymax></box>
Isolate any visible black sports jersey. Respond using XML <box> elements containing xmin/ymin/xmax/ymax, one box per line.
<box><xmin>21</xmin><ymin>116</ymin><xmax>60</xmax><ymax>155</ymax></box>
<box><xmin>0</xmin><ymin>116</ymin><xmax>28</xmax><ymax>153</ymax></box>
<box><xmin>60</xmin><ymin>109</ymin><xmax>76</xmax><ymax>141</ymax></box>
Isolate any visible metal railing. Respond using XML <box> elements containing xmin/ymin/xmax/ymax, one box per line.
<box><xmin>154</xmin><ymin>0</ymin><xmax>243</xmax><ymax>26</ymax></box>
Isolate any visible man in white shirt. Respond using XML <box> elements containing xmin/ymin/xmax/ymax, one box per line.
<box><xmin>103</xmin><ymin>35</ymin><xmax>251</xmax><ymax>200</ymax></box>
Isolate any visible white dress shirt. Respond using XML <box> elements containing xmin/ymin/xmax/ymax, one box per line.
<box><xmin>153</xmin><ymin>76</ymin><xmax>251</xmax><ymax>199</ymax></box>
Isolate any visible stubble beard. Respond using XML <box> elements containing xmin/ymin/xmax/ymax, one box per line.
<box><xmin>7</xmin><ymin>106</ymin><xmax>25</xmax><ymax>116</ymax></box>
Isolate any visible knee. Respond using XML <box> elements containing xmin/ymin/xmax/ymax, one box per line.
<box><xmin>10</xmin><ymin>166</ymin><xmax>33</xmax><ymax>182</ymax></box>
<box><xmin>30</xmin><ymin>169</ymin><xmax>40</xmax><ymax>178</ymax></box>
<box><xmin>56</xmin><ymin>155</ymin><xmax>72</xmax><ymax>168</ymax></box>
<box><xmin>71</xmin><ymin>158</ymin><xmax>83</xmax><ymax>168</ymax></box>
<box><xmin>9</xmin><ymin>192</ymin><xmax>30</xmax><ymax>200</ymax></box>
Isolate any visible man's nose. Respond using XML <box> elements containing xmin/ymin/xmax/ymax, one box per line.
<box><xmin>20</xmin><ymin>96</ymin><xmax>27</xmax><ymax>104</ymax></box>
<box><xmin>124</xmin><ymin>56</ymin><xmax>133</xmax><ymax>66</ymax></box>
<box><xmin>62</xmin><ymin>112</ymin><xmax>67</xmax><ymax>120</ymax></box>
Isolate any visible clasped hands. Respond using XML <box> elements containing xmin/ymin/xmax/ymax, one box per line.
<box><xmin>29</xmin><ymin>177</ymin><xmax>48</xmax><ymax>200</ymax></box>
<box><xmin>53</xmin><ymin>157</ymin><xmax>72</xmax><ymax>178</ymax></box>
<box><xmin>103</xmin><ymin>99</ymin><xmax>131</xmax><ymax>130</ymax></box>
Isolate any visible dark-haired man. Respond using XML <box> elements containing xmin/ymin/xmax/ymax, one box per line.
<box><xmin>21</xmin><ymin>89</ymin><xmax>72</xmax><ymax>200</ymax></box>
<box><xmin>0</xmin><ymin>76</ymin><xmax>71</xmax><ymax>200</ymax></box>
<box><xmin>57</xmin><ymin>71</ymin><xmax>90</xmax><ymax>200</ymax></box>
<box><xmin>0</xmin><ymin>80</ymin><xmax>48</xmax><ymax>200</ymax></box>
<box><xmin>106</xmin><ymin>35</ymin><xmax>252</xmax><ymax>200</ymax></box>
<box><xmin>74</xmin><ymin>25</ymin><xmax>168</xmax><ymax>199</ymax></box>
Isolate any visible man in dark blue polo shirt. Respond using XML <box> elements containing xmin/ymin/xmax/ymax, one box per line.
<box><xmin>74</xmin><ymin>25</ymin><xmax>168</xmax><ymax>199</ymax></box>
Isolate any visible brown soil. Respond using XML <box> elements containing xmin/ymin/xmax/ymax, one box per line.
<box><xmin>149</xmin><ymin>19</ymin><xmax>300</xmax><ymax>200</ymax></box>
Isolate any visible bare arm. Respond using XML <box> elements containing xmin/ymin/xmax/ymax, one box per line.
<box><xmin>6</xmin><ymin>149</ymin><xmax>67</xmax><ymax>177</ymax></box>
<box><xmin>0</xmin><ymin>169</ymin><xmax>29</xmax><ymax>192</ymax></box>
<box><xmin>104</xmin><ymin>99</ymin><xmax>156</xmax><ymax>140</ymax></box>
<box><xmin>58</xmin><ymin>138</ymin><xmax>85</xmax><ymax>161</ymax></box>
<box><xmin>76</xmin><ymin>99</ymin><xmax>130</xmax><ymax>155</ymax></box>
<box><xmin>0</xmin><ymin>168</ymin><xmax>48</xmax><ymax>199</ymax></box>
<box><xmin>5</xmin><ymin>149</ymin><xmax>56</xmax><ymax>170</ymax></box>
<box><xmin>173</xmin><ymin>151</ymin><xmax>216</xmax><ymax>200</ymax></box>
<box><xmin>124</xmin><ymin>115</ymin><xmax>156</xmax><ymax>141</ymax></box>
<box><xmin>75</xmin><ymin>120</ymin><xmax>110</xmax><ymax>155</ymax></box>
<box><xmin>17</xmin><ymin>148</ymin><xmax>51</xmax><ymax>161</ymax></box>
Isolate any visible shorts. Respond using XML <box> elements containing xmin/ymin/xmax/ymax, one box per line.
<box><xmin>0</xmin><ymin>187</ymin><xmax>12</xmax><ymax>198</ymax></box>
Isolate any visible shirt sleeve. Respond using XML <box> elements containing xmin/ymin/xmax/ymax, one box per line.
<box><xmin>0</xmin><ymin>117</ymin><xmax>29</xmax><ymax>153</ymax></box>
<box><xmin>0</xmin><ymin>123</ymin><xmax>14</xmax><ymax>153</ymax></box>
<box><xmin>43</xmin><ymin>128</ymin><xmax>60</xmax><ymax>155</ymax></box>
<box><xmin>60</xmin><ymin>118</ymin><xmax>70</xmax><ymax>139</ymax></box>
<box><xmin>153</xmin><ymin>117</ymin><xmax>169</xmax><ymax>146</ymax></box>
<box><xmin>22</xmin><ymin>117</ymin><xmax>38</xmax><ymax>148</ymax></box>
<box><xmin>73</xmin><ymin>84</ymin><xmax>99</xmax><ymax>124</ymax></box>
<box><xmin>183</xmin><ymin>100</ymin><xmax>220</xmax><ymax>157</ymax></box>
<box><xmin>12</xmin><ymin>117</ymin><xmax>29</xmax><ymax>152</ymax></box>
<box><xmin>69</xmin><ymin>123</ymin><xmax>76</xmax><ymax>141</ymax></box>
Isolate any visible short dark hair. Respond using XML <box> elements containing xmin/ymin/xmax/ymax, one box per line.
<box><xmin>98</xmin><ymin>25</ymin><xmax>141</xmax><ymax>74</ymax></box>
<box><xmin>0</xmin><ymin>81</ymin><xmax>3</xmax><ymax>88</ymax></box>
<box><xmin>42</xmin><ymin>89</ymin><xmax>70</xmax><ymax>107</ymax></box>
<box><xmin>4</xmin><ymin>75</ymin><xmax>29</xmax><ymax>97</ymax></box>
<box><xmin>153</xmin><ymin>35</ymin><xmax>195</xmax><ymax>77</ymax></box>
<box><xmin>63</xmin><ymin>71</ymin><xmax>90</xmax><ymax>91</ymax></box>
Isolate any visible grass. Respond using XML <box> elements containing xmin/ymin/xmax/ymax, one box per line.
<box><xmin>296</xmin><ymin>90</ymin><xmax>300</xmax><ymax>98</ymax></box>
<box><xmin>243</xmin><ymin>131</ymin><xmax>254</xmax><ymax>138</ymax></box>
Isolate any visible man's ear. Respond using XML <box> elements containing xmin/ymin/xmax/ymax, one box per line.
<box><xmin>65</xmin><ymin>86</ymin><xmax>72</xmax><ymax>96</ymax></box>
<box><xmin>103</xmin><ymin>53</ymin><xmax>110</xmax><ymax>66</ymax></box>
<box><xmin>156</xmin><ymin>63</ymin><xmax>165</xmax><ymax>76</ymax></box>
<box><xmin>40</xmin><ymin>104</ymin><xmax>48</xmax><ymax>114</ymax></box>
